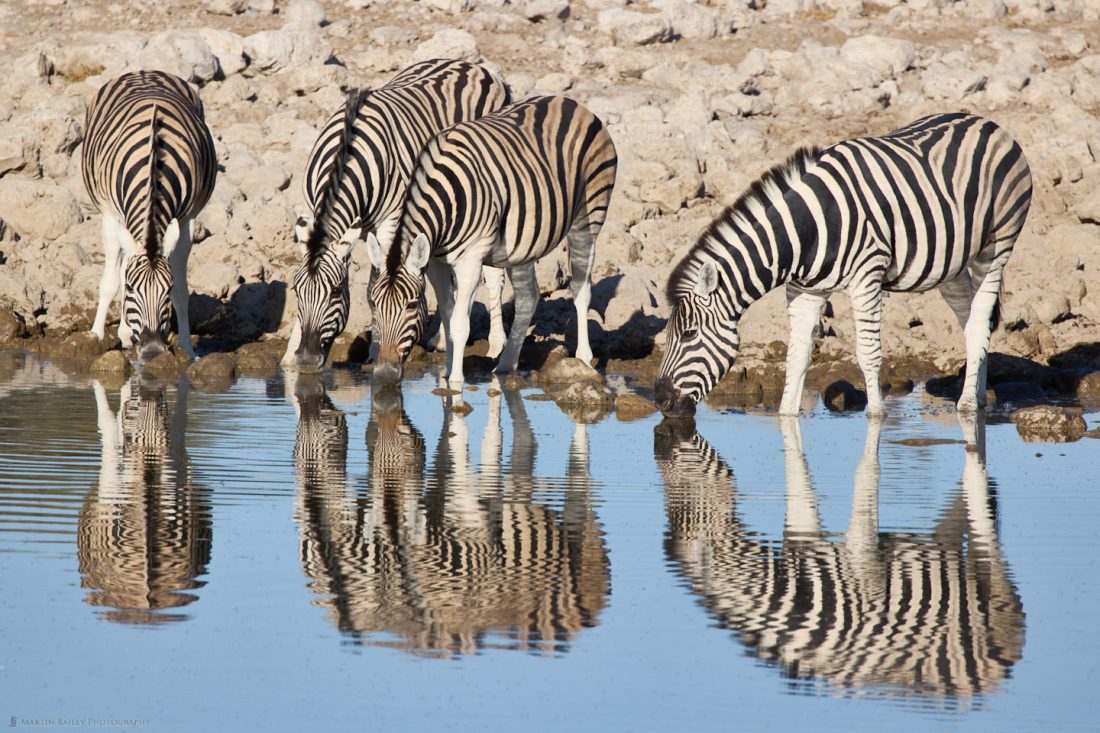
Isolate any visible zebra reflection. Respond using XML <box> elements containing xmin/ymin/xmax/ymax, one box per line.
<box><xmin>78</xmin><ymin>378</ymin><xmax>211</xmax><ymax>624</ymax></box>
<box><xmin>295</xmin><ymin>381</ymin><xmax>609</xmax><ymax>656</ymax></box>
<box><xmin>654</xmin><ymin>417</ymin><xmax>1023</xmax><ymax>705</ymax></box>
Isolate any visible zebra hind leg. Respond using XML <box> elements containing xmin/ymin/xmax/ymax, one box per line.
<box><xmin>943</xmin><ymin>253</ymin><xmax>1011</xmax><ymax>413</ymax></box>
<box><xmin>482</xmin><ymin>266</ymin><xmax>507</xmax><ymax>359</ymax></box>
<box><xmin>495</xmin><ymin>261</ymin><xmax>539</xmax><ymax>375</ymax></box>
<box><xmin>779</xmin><ymin>288</ymin><xmax>828</xmax><ymax>416</ymax></box>
<box><xmin>167</xmin><ymin>218</ymin><xmax>196</xmax><ymax>358</ymax></box>
<box><xmin>848</xmin><ymin>275</ymin><xmax>887</xmax><ymax>416</ymax></box>
<box><xmin>566</xmin><ymin>226</ymin><xmax>597</xmax><ymax>365</ymax></box>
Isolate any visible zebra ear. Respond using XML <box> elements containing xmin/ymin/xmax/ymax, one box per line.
<box><xmin>161</xmin><ymin>218</ymin><xmax>182</xmax><ymax>258</ymax></box>
<box><xmin>365</xmin><ymin>231</ymin><xmax>386</xmax><ymax>270</ymax></box>
<box><xmin>694</xmin><ymin>261</ymin><xmax>719</xmax><ymax>297</ymax></box>
<box><xmin>295</xmin><ymin>217</ymin><xmax>311</xmax><ymax>256</ymax></box>
<box><xmin>340</xmin><ymin>227</ymin><xmax>362</xmax><ymax>245</ymax></box>
<box><xmin>407</xmin><ymin>233</ymin><xmax>430</xmax><ymax>272</ymax></box>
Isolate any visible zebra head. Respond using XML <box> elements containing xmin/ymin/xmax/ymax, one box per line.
<box><xmin>121</xmin><ymin>251</ymin><xmax>173</xmax><ymax>362</ymax></box>
<box><xmin>290</xmin><ymin>216</ymin><xmax>357</xmax><ymax>371</ymax></box>
<box><xmin>655</xmin><ymin>260</ymin><xmax>740</xmax><ymax>418</ymax></box>
<box><xmin>366</xmin><ymin>231</ymin><xmax>430</xmax><ymax>386</ymax></box>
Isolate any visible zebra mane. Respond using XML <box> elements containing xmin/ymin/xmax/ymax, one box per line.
<box><xmin>665</xmin><ymin>145</ymin><xmax>823</xmax><ymax>302</ymax></box>
<box><xmin>306</xmin><ymin>87</ymin><xmax>365</xmax><ymax>267</ymax></box>
<box><xmin>143</xmin><ymin>104</ymin><xmax>161</xmax><ymax>260</ymax></box>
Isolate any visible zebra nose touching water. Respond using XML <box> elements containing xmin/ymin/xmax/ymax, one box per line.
<box><xmin>83</xmin><ymin>70</ymin><xmax>217</xmax><ymax>361</ymax></box>
<box><xmin>655</xmin><ymin>113</ymin><xmax>1032</xmax><ymax>418</ymax></box>
<box><xmin>367</xmin><ymin>94</ymin><xmax>618</xmax><ymax>390</ymax></box>
<box><xmin>280</xmin><ymin>59</ymin><xmax>511</xmax><ymax>372</ymax></box>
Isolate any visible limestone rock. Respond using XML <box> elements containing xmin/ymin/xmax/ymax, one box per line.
<box><xmin>187</xmin><ymin>352</ymin><xmax>238</xmax><ymax>392</ymax></box>
<box><xmin>412</xmin><ymin>29</ymin><xmax>479</xmax><ymax>63</ymax></box>
<box><xmin>1011</xmin><ymin>405</ymin><xmax>1087</xmax><ymax>443</ymax></box>
<box><xmin>90</xmin><ymin>349</ymin><xmax>132</xmax><ymax>376</ymax></box>
<box><xmin>615</xmin><ymin>391</ymin><xmax>658</xmax><ymax>421</ymax></box>
<box><xmin>597</xmin><ymin>8</ymin><xmax>673</xmax><ymax>46</ymax></box>
<box><xmin>539</xmin><ymin>356</ymin><xmax>602</xmax><ymax>384</ymax></box>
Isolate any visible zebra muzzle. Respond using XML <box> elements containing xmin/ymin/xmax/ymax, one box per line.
<box><xmin>655</xmin><ymin>377</ymin><xmax>697</xmax><ymax>419</ymax></box>
<box><xmin>136</xmin><ymin>328</ymin><xmax>167</xmax><ymax>362</ymax></box>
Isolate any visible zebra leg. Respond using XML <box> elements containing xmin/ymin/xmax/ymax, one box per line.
<box><xmin>444</xmin><ymin>259</ymin><xmax>483</xmax><ymax>392</ymax></box>
<box><xmin>282</xmin><ymin>321</ymin><xmax>304</xmax><ymax>367</ymax></box>
<box><xmin>779</xmin><ymin>416</ymin><xmax>822</xmax><ymax>539</ymax></box>
<box><xmin>425</xmin><ymin>259</ymin><xmax>453</xmax><ymax>353</ymax></box>
<box><xmin>483</xmin><ymin>266</ymin><xmax>507</xmax><ymax>359</ymax></box>
<box><xmin>954</xmin><ymin>254</ymin><xmax>1010</xmax><ymax>413</ymax></box>
<box><xmin>849</xmin><ymin>279</ymin><xmax>887</xmax><ymax>416</ymax></box>
<box><xmin>567</xmin><ymin>227</ymin><xmax>597</xmax><ymax>365</ymax></box>
<box><xmin>495</xmin><ymin>262</ymin><xmax>539</xmax><ymax>375</ymax></box>
<box><xmin>92</xmin><ymin>213</ymin><xmax>125</xmax><ymax>343</ymax></box>
<box><xmin>168</xmin><ymin>217</ymin><xmax>196</xmax><ymax>358</ymax></box>
<box><xmin>779</xmin><ymin>288</ymin><xmax>828</xmax><ymax>416</ymax></box>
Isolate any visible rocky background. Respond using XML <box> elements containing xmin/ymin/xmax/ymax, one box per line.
<box><xmin>1</xmin><ymin>0</ymin><xmax>1100</xmax><ymax>387</ymax></box>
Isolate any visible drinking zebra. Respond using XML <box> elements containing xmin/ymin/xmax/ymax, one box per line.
<box><xmin>655</xmin><ymin>113</ymin><xmax>1032</xmax><ymax>417</ymax></box>
<box><xmin>654</xmin><ymin>417</ymin><xmax>1024</xmax><ymax>702</ymax></box>
<box><xmin>367</xmin><ymin>94</ymin><xmax>618</xmax><ymax>390</ymax></box>
<box><xmin>83</xmin><ymin>70</ymin><xmax>217</xmax><ymax>361</ymax></box>
<box><xmin>284</xmin><ymin>59</ymin><xmax>511</xmax><ymax>371</ymax></box>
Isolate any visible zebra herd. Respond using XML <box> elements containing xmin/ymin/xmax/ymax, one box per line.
<box><xmin>82</xmin><ymin>59</ymin><xmax>1032</xmax><ymax>419</ymax></box>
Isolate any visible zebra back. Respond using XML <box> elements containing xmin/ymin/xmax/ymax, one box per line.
<box><xmin>386</xmin><ymin>94</ymin><xmax>617</xmax><ymax>273</ymax></box>
<box><xmin>81</xmin><ymin>70</ymin><xmax>216</xmax><ymax>258</ymax></box>
<box><xmin>301</xmin><ymin>59</ymin><xmax>511</xmax><ymax>254</ymax></box>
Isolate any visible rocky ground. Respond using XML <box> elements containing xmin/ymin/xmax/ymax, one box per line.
<box><xmin>2</xmin><ymin>0</ymin><xmax>1100</xmax><ymax>424</ymax></box>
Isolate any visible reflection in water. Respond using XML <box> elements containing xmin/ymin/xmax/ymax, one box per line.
<box><xmin>294</xmin><ymin>380</ymin><xmax>610</xmax><ymax>657</ymax></box>
<box><xmin>654</xmin><ymin>417</ymin><xmax>1024</xmax><ymax>707</ymax></box>
<box><xmin>77</xmin><ymin>377</ymin><xmax>212</xmax><ymax>624</ymax></box>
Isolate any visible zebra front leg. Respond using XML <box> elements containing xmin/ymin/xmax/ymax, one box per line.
<box><xmin>779</xmin><ymin>288</ymin><xmax>828</xmax><ymax>416</ymax></box>
<box><xmin>92</xmin><ymin>213</ymin><xmax>125</xmax><ymax>343</ymax></box>
<box><xmin>444</xmin><ymin>259</ymin><xmax>484</xmax><ymax>393</ymax></box>
<box><xmin>567</xmin><ymin>228</ymin><xmax>597</xmax><ymax>364</ymax></box>
<box><xmin>495</xmin><ymin>262</ymin><xmax>539</xmax><ymax>375</ymax></box>
<box><xmin>483</xmin><ymin>266</ymin><xmax>506</xmax><ymax>359</ymax></box>
<box><xmin>167</xmin><ymin>218</ymin><xmax>196</xmax><ymax>358</ymax></box>
<box><xmin>425</xmin><ymin>259</ymin><xmax>454</xmax><ymax>354</ymax></box>
<box><xmin>849</xmin><ymin>279</ymin><xmax>887</xmax><ymax>416</ymax></box>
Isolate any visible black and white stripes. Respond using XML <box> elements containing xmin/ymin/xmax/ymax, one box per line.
<box><xmin>83</xmin><ymin>70</ymin><xmax>216</xmax><ymax>360</ymax></box>
<box><xmin>284</xmin><ymin>59</ymin><xmax>511</xmax><ymax>370</ymax></box>
<box><xmin>367</xmin><ymin>94</ymin><xmax>618</xmax><ymax>389</ymax></box>
<box><xmin>655</xmin><ymin>113</ymin><xmax>1032</xmax><ymax>417</ymax></box>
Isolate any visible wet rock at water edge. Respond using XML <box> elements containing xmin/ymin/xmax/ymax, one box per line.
<box><xmin>142</xmin><ymin>350</ymin><xmax>188</xmax><ymax>380</ymax></box>
<box><xmin>615</xmin><ymin>391</ymin><xmax>658</xmax><ymax>421</ymax></box>
<box><xmin>0</xmin><ymin>308</ymin><xmax>26</xmax><ymax>343</ymax></box>
<box><xmin>823</xmin><ymin>380</ymin><xmax>867</xmax><ymax>412</ymax></box>
<box><xmin>1011</xmin><ymin>405</ymin><xmax>1087</xmax><ymax>443</ymax></box>
<box><xmin>990</xmin><ymin>380</ymin><xmax>1047</xmax><ymax>406</ymax></box>
<box><xmin>234</xmin><ymin>341</ymin><xmax>281</xmax><ymax>374</ymax></box>
<box><xmin>55</xmin><ymin>332</ymin><xmax>113</xmax><ymax>361</ymax></box>
<box><xmin>327</xmin><ymin>332</ymin><xmax>370</xmax><ymax>365</ymax></box>
<box><xmin>187</xmin><ymin>352</ymin><xmax>238</xmax><ymax>393</ymax></box>
<box><xmin>539</xmin><ymin>356</ymin><xmax>602</xmax><ymax>385</ymax></box>
<box><xmin>89</xmin><ymin>349</ymin><xmax>132</xmax><ymax>378</ymax></box>
<box><xmin>553</xmin><ymin>380</ymin><xmax>615</xmax><ymax>414</ymax></box>
<box><xmin>1075</xmin><ymin>371</ymin><xmax>1100</xmax><ymax>407</ymax></box>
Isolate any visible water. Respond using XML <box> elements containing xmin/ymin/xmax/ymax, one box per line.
<box><xmin>1</xmin><ymin>350</ymin><xmax>1097</xmax><ymax>731</ymax></box>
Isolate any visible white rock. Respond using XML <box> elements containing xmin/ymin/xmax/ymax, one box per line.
<box><xmin>654</xmin><ymin>0</ymin><xmax>718</xmax><ymax>39</ymax></box>
<box><xmin>840</xmin><ymin>35</ymin><xmax>915</xmax><ymax>78</ymax></box>
<box><xmin>143</xmin><ymin>30</ymin><xmax>219</xmax><ymax>84</ymax></box>
<box><xmin>0</xmin><ymin>179</ymin><xmax>82</xmax><ymax>242</ymax></box>
<box><xmin>369</xmin><ymin>26</ymin><xmax>417</xmax><ymax>46</ymax></box>
<box><xmin>412</xmin><ymin>29</ymin><xmax>480</xmax><ymax>62</ymax></box>
<box><xmin>738</xmin><ymin>48</ymin><xmax>773</xmax><ymax>78</ymax></box>
<box><xmin>197</xmin><ymin>28</ymin><xmax>249</xmax><ymax>78</ymax></box>
<box><xmin>524</xmin><ymin>0</ymin><xmax>570</xmax><ymax>21</ymax></box>
<box><xmin>207</xmin><ymin>0</ymin><xmax>246</xmax><ymax>15</ymax></box>
<box><xmin>283</xmin><ymin>0</ymin><xmax>327</xmax><ymax>27</ymax></box>
<box><xmin>1077</xmin><ymin>189</ymin><xmax>1100</xmax><ymax>224</ymax></box>
<box><xmin>244</xmin><ymin>27</ymin><xmax>331</xmax><ymax>74</ymax></box>
<box><xmin>597</xmin><ymin>8</ymin><xmax>673</xmax><ymax>45</ymax></box>
<box><xmin>920</xmin><ymin>61</ymin><xmax>987</xmax><ymax>100</ymax></box>
<box><xmin>535</xmin><ymin>71</ymin><xmax>573</xmax><ymax>92</ymax></box>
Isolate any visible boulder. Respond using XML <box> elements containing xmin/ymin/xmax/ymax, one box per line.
<box><xmin>0</xmin><ymin>178</ymin><xmax>82</xmax><ymax>242</ymax></box>
<box><xmin>539</xmin><ymin>356</ymin><xmax>602</xmax><ymax>384</ymax></box>
<box><xmin>187</xmin><ymin>352</ymin><xmax>238</xmax><ymax>392</ymax></box>
<box><xmin>90</xmin><ymin>349</ymin><xmax>132</xmax><ymax>376</ymax></box>
<box><xmin>823</xmin><ymin>380</ymin><xmax>867</xmax><ymax>412</ymax></box>
<box><xmin>553</xmin><ymin>381</ymin><xmax>615</xmax><ymax>423</ymax></box>
<box><xmin>597</xmin><ymin>8</ymin><xmax>673</xmax><ymax>46</ymax></box>
<box><xmin>412</xmin><ymin>29</ymin><xmax>479</xmax><ymax>63</ymax></box>
<box><xmin>615</xmin><ymin>391</ymin><xmax>658</xmax><ymax>421</ymax></box>
<box><xmin>1011</xmin><ymin>405</ymin><xmax>1087</xmax><ymax>443</ymax></box>
<box><xmin>0</xmin><ymin>308</ymin><xmax>26</xmax><ymax>343</ymax></box>
<box><xmin>840</xmin><ymin>35</ymin><xmax>916</xmax><ymax>78</ymax></box>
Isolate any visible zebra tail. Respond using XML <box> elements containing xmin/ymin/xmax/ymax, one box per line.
<box><xmin>143</xmin><ymin>104</ymin><xmax>161</xmax><ymax>259</ymax></box>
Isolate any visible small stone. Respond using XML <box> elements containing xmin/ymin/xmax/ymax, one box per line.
<box><xmin>449</xmin><ymin>401</ymin><xmax>473</xmax><ymax>415</ymax></box>
<box><xmin>1011</xmin><ymin>405</ymin><xmax>1087</xmax><ymax>443</ymax></box>
<box><xmin>487</xmin><ymin>388</ymin><xmax>501</xmax><ymax>397</ymax></box>
<box><xmin>143</xmin><ymin>350</ymin><xmax>186</xmax><ymax>379</ymax></box>
<box><xmin>234</xmin><ymin>341</ymin><xmax>282</xmax><ymax>372</ymax></box>
<box><xmin>432</xmin><ymin>387</ymin><xmax>462</xmax><ymax>396</ymax></box>
<box><xmin>413</xmin><ymin>29</ymin><xmax>479</xmax><ymax>63</ymax></box>
<box><xmin>823</xmin><ymin>380</ymin><xmax>867</xmax><ymax>412</ymax></box>
<box><xmin>540</xmin><ymin>356</ymin><xmax>602</xmax><ymax>384</ymax></box>
<box><xmin>187</xmin><ymin>352</ymin><xmax>238</xmax><ymax>392</ymax></box>
<box><xmin>90</xmin><ymin>350</ymin><xmax>132</xmax><ymax>376</ymax></box>
<box><xmin>503</xmin><ymin>374</ymin><xmax>528</xmax><ymax>390</ymax></box>
<box><xmin>615</xmin><ymin>391</ymin><xmax>658</xmax><ymax>421</ymax></box>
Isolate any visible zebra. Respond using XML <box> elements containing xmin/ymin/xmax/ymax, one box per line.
<box><xmin>366</xmin><ymin>94</ymin><xmax>618</xmax><ymax>391</ymax></box>
<box><xmin>79</xmin><ymin>377</ymin><xmax>212</xmax><ymax>624</ymax></box>
<box><xmin>654</xmin><ymin>113</ymin><xmax>1032</xmax><ymax>418</ymax></box>
<box><xmin>83</xmin><ymin>70</ymin><xmax>217</xmax><ymax>361</ymax></box>
<box><xmin>283</xmin><ymin>59</ymin><xmax>511</xmax><ymax>371</ymax></box>
<box><xmin>654</xmin><ymin>417</ymin><xmax>1024</xmax><ymax>703</ymax></box>
<box><xmin>295</xmin><ymin>379</ymin><xmax>608</xmax><ymax>655</ymax></box>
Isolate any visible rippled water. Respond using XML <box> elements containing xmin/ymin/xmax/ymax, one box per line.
<box><xmin>1</xmin><ymin>350</ymin><xmax>1097</xmax><ymax>731</ymax></box>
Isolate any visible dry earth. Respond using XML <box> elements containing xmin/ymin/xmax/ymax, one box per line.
<box><xmin>2</xmin><ymin>0</ymin><xmax>1100</xmax><ymax>411</ymax></box>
